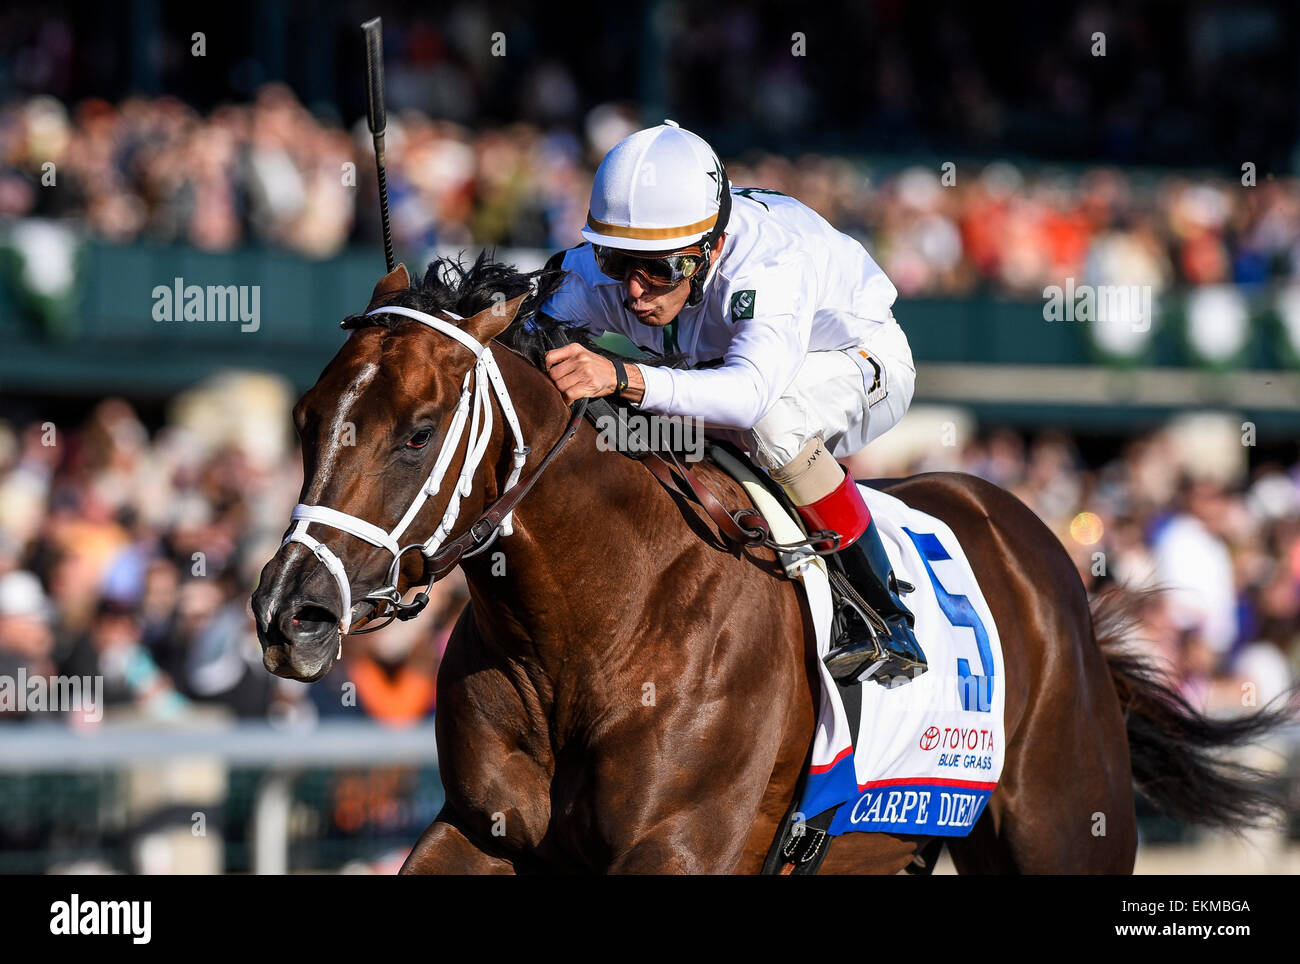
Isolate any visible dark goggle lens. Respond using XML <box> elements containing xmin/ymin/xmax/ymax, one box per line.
<box><xmin>594</xmin><ymin>247</ymin><xmax>703</xmax><ymax>285</ymax></box>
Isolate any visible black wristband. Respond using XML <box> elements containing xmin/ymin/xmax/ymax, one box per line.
<box><xmin>610</xmin><ymin>356</ymin><xmax>629</xmax><ymax>396</ymax></box>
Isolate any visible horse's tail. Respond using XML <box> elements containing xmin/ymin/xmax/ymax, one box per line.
<box><xmin>1092</xmin><ymin>587</ymin><xmax>1295</xmax><ymax>832</ymax></box>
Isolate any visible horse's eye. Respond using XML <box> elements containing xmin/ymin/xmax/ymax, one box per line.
<box><xmin>407</xmin><ymin>428</ymin><xmax>433</xmax><ymax>449</ymax></box>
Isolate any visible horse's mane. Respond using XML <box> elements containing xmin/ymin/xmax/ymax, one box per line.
<box><xmin>341</xmin><ymin>252</ymin><xmax>609</xmax><ymax>369</ymax></box>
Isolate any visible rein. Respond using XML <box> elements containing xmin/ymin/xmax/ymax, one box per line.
<box><xmin>281</xmin><ymin>304</ymin><xmax>585</xmax><ymax>640</ymax></box>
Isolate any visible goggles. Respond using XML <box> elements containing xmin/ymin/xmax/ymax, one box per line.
<box><xmin>593</xmin><ymin>245</ymin><xmax>705</xmax><ymax>287</ymax></box>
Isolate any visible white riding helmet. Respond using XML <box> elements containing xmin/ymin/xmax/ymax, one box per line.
<box><xmin>582</xmin><ymin>120</ymin><xmax>731</xmax><ymax>254</ymax></box>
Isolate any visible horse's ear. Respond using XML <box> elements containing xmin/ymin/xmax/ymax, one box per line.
<box><xmin>461</xmin><ymin>292</ymin><xmax>529</xmax><ymax>345</ymax></box>
<box><xmin>365</xmin><ymin>262</ymin><xmax>411</xmax><ymax>311</ymax></box>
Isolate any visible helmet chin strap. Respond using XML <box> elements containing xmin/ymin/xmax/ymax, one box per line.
<box><xmin>687</xmin><ymin>165</ymin><xmax>732</xmax><ymax>307</ymax></box>
<box><xmin>686</xmin><ymin>239</ymin><xmax>714</xmax><ymax>307</ymax></box>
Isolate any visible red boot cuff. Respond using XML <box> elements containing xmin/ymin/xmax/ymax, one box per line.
<box><xmin>796</xmin><ymin>470</ymin><xmax>872</xmax><ymax>549</ymax></box>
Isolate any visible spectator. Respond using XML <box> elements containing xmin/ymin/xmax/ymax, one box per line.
<box><xmin>0</xmin><ymin>570</ymin><xmax>55</xmax><ymax>720</ymax></box>
<box><xmin>1151</xmin><ymin>479</ymin><xmax>1239</xmax><ymax>660</ymax></box>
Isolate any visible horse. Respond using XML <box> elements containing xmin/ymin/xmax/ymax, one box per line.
<box><xmin>252</xmin><ymin>255</ymin><xmax>1289</xmax><ymax>874</ymax></box>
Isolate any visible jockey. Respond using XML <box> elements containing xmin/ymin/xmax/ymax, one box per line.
<box><xmin>540</xmin><ymin>121</ymin><xmax>925</xmax><ymax>685</ymax></box>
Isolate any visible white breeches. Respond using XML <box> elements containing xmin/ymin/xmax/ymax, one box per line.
<box><xmin>738</xmin><ymin>314</ymin><xmax>915</xmax><ymax>470</ymax></box>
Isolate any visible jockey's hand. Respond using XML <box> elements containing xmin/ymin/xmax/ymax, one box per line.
<box><xmin>545</xmin><ymin>343</ymin><xmax>644</xmax><ymax>404</ymax></box>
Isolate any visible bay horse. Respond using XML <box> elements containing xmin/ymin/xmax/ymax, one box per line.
<box><xmin>252</xmin><ymin>255</ymin><xmax>1288</xmax><ymax>874</ymax></box>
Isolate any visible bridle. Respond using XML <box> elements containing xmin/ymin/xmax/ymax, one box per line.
<box><xmin>280</xmin><ymin>302</ymin><xmax>586</xmax><ymax>645</ymax></box>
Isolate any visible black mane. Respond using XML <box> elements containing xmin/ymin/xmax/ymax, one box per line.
<box><xmin>340</xmin><ymin>252</ymin><xmax>603</xmax><ymax>368</ymax></box>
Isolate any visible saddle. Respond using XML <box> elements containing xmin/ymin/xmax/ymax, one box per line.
<box><xmin>544</xmin><ymin>329</ymin><xmax>901</xmax><ymax>875</ymax></box>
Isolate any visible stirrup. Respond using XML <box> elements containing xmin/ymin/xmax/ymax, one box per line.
<box><xmin>828</xmin><ymin>557</ymin><xmax>926</xmax><ymax>682</ymax></box>
<box><xmin>824</xmin><ymin>635</ymin><xmax>889</xmax><ymax>682</ymax></box>
<box><xmin>823</xmin><ymin>589</ymin><xmax>926</xmax><ymax>685</ymax></box>
<box><xmin>873</xmin><ymin>619</ymin><xmax>929</xmax><ymax>685</ymax></box>
<box><xmin>825</xmin><ymin>633</ymin><xmax>927</xmax><ymax>685</ymax></box>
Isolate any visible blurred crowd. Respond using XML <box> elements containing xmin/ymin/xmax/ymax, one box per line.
<box><xmin>0</xmin><ymin>389</ymin><xmax>466</xmax><ymax>728</ymax></box>
<box><xmin>3</xmin><ymin>87</ymin><xmax>1300</xmax><ymax>299</ymax></box>
<box><xmin>0</xmin><ymin>392</ymin><xmax>1296</xmax><ymax>728</ymax></box>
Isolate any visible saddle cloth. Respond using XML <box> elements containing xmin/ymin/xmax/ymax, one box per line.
<box><xmin>743</xmin><ymin>478</ymin><xmax>1007</xmax><ymax>838</ymax></box>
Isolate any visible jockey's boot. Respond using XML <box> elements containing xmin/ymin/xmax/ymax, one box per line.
<box><xmin>770</xmin><ymin>437</ymin><xmax>927</xmax><ymax>686</ymax></box>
